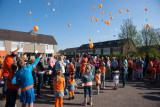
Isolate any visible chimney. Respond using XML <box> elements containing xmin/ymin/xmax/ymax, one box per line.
<box><xmin>28</xmin><ymin>30</ymin><xmax>35</xmax><ymax>35</ymax></box>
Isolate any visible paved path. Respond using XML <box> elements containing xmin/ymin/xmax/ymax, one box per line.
<box><xmin>0</xmin><ymin>80</ymin><xmax>160</xmax><ymax>107</ymax></box>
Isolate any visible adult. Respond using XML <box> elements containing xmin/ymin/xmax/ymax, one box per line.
<box><xmin>2</xmin><ymin>47</ymin><xmax>20</xmax><ymax>99</ymax></box>
<box><xmin>88</xmin><ymin>55</ymin><xmax>91</xmax><ymax>63</ymax></box>
<box><xmin>55</xmin><ymin>56</ymin><xmax>63</xmax><ymax>71</ymax></box>
<box><xmin>153</xmin><ymin>57</ymin><xmax>160</xmax><ymax>81</ymax></box>
<box><xmin>61</xmin><ymin>56</ymin><xmax>66</xmax><ymax>74</ymax></box>
<box><xmin>99</xmin><ymin>57</ymin><xmax>105</xmax><ymax>67</ymax></box>
<box><xmin>0</xmin><ymin>55</ymin><xmax>4</xmax><ymax>66</ymax></box>
<box><xmin>95</xmin><ymin>55</ymin><xmax>100</xmax><ymax>71</ymax></box>
<box><xmin>90</xmin><ymin>56</ymin><xmax>96</xmax><ymax>75</ymax></box>
<box><xmin>128</xmin><ymin>57</ymin><xmax>133</xmax><ymax>80</ymax></box>
<box><xmin>81</xmin><ymin>54</ymin><xmax>88</xmax><ymax>75</ymax></box>
<box><xmin>111</xmin><ymin>57</ymin><xmax>118</xmax><ymax>79</ymax></box>
<box><xmin>49</xmin><ymin>53</ymin><xmax>55</xmax><ymax>70</ymax></box>
<box><xmin>137</xmin><ymin>58</ymin><xmax>143</xmax><ymax>80</ymax></box>
<box><xmin>36</xmin><ymin>54</ymin><xmax>46</xmax><ymax>98</ymax></box>
<box><xmin>106</xmin><ymin>57</ymin><xmax>111</xmax><ymax>79</ymax></box>
<box><xmin>118</xmin><ymin>57</ymin><xmax>123</xmax><ymax>70</ymax></box>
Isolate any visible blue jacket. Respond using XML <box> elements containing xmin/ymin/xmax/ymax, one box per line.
<box><xmin>12</xmin><ymin>58</ymin><xmax>40</xmax><ymax>89</ymax></box>
<box><xmin>82</xmin><ymin>64</ymin><xmax>94</xmax><ymax>83</ymax></box>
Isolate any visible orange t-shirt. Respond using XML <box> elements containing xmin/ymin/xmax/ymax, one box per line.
<box><xmin>149</xmin><ymin>61</ymin><xmax>153</xmax><ymax>71</ymax></box>
<box><xmin>0</xmin><ymin>57</ymin><xmax>4</xmax><ymax>64</ymax></box>
<box><xmin>7</xmin><ymin>71</ymin><xmax>20</xmax><ymax>90</ymax></box>
<box><xmin>153</xmin><ymin>61</ymin><xmax>160</xmax><ymax>72</ymax></box>
<box><xmin>100</xmin><ymin>66</ymin><xmax>106</xmax><ymax>74</ymax></box>
<box><xmin>128</xmin><ymin>60</ymin><xmax>133</xmax><ymax>68</ymax></box>
<box><xmin>133</xmin><ymin>65</ymin><xmax>136</xmax><ymax>71</ymax></box>
<box><xmin>0</xmin><ymin>69</ymin><xmax>3</xmax><ymax>77</ymax></box>
<box><xmin>67</xmin><ymin>63</ymin><xmax>74</xmax><ymax>73</ymax></box>
<box><xmin>53</xmin><ymin>76</ymin><xmax>65</xmax><ymax>92</ymax></box>
<box><xmin>95</xmin><ymin>74</ymin><xmax>101</xmax><ymax>84</ymax></box>
<box><xmin>152</xmin><ymin>68</ymin><xmax>156</xmax><ymax>77</ymax></box>
<box><xmin>69</xmin><ymin>76</ymin><xmax>74</xmax><ymax>85</ymax></box>
<box><xmin>138</xmin><ymin>61</ymin><xmax>143</xmax><ymax>70</ymax></box>
<box><xmin>2</xmin><ymin>54</ymin><xmax>14</xmax><ymax>77</ymax></box>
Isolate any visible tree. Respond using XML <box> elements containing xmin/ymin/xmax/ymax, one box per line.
<box><xmin>118</xmin><ymin>19</ymin><xmax>140</xmax><ymax>55</ymax></box>
<box><xmin>140</xmin><ymin>26</ymin><xmax>160</xmax><ymax>54</ymax></box>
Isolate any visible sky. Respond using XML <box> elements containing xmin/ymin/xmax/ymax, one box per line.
<box><xmin>0</xmin><ymin>0</ymin><xmax>160</xmax><ymax>51</ymax></box>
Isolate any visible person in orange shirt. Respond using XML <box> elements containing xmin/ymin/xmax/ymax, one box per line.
<box><xmin>6</xmin><ymin>63</ymin><xmax>20</xmax><ymax>107</ymax></box>
<box><xmin>94</xmin><ymin>69</ymin><xmax>101</xmax><ymax>95</ymax></box>
<box><xmin>0</xmin><ymin>55</ymin><xmax>4</xmax><ymax>65</ymax></box>
<box><xmin>53</xmin><ymin>69</ymin><xmax>65</xmax><ymax>107</ymax></box>
<box><xmin>128</xmin><ymin>58</ymin><xmax>133</xmax><ymax>80</ymax></box>
<box><xmin>2</xmin><ymin>47</ymin><xmax>20</xmax><ymax>99</ymax></box>
<box><xmin>68</xmin><ymin>72</ymin><xmax>75</xmax><ymax>100</ymax></box>
<box><xmin>132</xmin><ymin>62</ymin><xmax>137</xmax><ymax>81</ymax></box>
<box><xmin>100</xmin><ymin>62</ymin><xmax>106</xmax><ymax>89</ymax></box>
<box><xmin>151</xmin><ymin>65</ymin><xmax>156</xmax><ymax>83</ymax></box>
<box><xmin>81</xmin><ymin>54</ymin><xmax>88</xmax><ymax>75</ymax></box>
<box><xmin>67</xmin><ymin>59</ymin><xmax>75</xmax><ymax>74</ymax></box>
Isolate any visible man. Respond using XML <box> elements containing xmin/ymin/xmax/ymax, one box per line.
<box><xmin>128</xmin><ymin>57</ymin><xmax>133</xmax><ymax>80</ymax></box>
<box><xmin>49</xmin><ymin>53</ymin><xmax>55</xmax><ymax>70</ymax></box>
<box><xmin>2</xmin><ymin>47</ymin><xmax>20</xmax><ymax>100</ymax></box>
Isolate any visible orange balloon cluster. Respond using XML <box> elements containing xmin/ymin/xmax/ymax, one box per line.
<box><xmin>110</xmin><ymin>17</ymin><xmax>113</xmax><ymax>20</ymax></box>
<box><xmin>99</xmin><ymin>4</ymin><xmax>102</xmax><ymax>8</ymax></box>
<box><xmin>104</xmin><ymin>21</ymin><xmax>107</xmax><ymax>24</ymax></box>
<box><xmin>68</xmin><ymin>24</ymin><xmax>71</xmax><ymax>27</ymax></box>
<box><xmin>95</xmin><ymin>18</ymin><xmax>98</xmax><ymax>22</ymax></box>
<box><xmin>127</xmin><ymin>9</ymin><xmax>129</xmax><ymax>12</ymax></box>
<box><xmin>34</xmin><ymin>26</ymin><xmax>39</xmax><ymax>32</ymax></box>
<box><xmin>119</xmin><ymin>10</ymin><xmax>122</xmax><ymax>13</ymax></box>
<box><xmin>101</xmin><ymin>11</ymin><xmax>104</xmax><ymax>15</ymax></box>
<box><xmin>47</xmin><ymin>2</ymin><xmax>50</xmax><ymax>6</ymax></box>
<box><xmin>29</xmin><ymin>12</ymin><xmax>31</xmax><ymax>15</ymax></box>
<box><xmin>146</xmin><ymin>24</ymin><xmax>149</xmax><ymax>28</ymax></box>
<box><xmin>89</xmin><ymin>43</ymin><xmax>93</xmax><ymax>48</ymax></box>
<box><xmin>92</xmin><ymin>6</ymin><xmax>95</xmax><ymax>10</ymax></box>
<box><xmin>23</xmin><ymin>55</ymin><xmax>27</xmax><ymax>60</ymax></box>
<box><xmin>89</xmin><ymin>38</ymin><xmax>91</xmax><ymax>41</ymax></box>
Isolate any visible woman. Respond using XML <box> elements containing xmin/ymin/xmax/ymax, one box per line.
<box><xmin>36</xmin><ymin>54</ymin><xmax>46</xmax><ymax>98</ymax></box>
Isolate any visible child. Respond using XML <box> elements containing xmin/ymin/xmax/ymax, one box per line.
<box><xmin>6</xmin><ymin>63</ymin><xmax>20</xmax><ymax>107</ymax></box>
<box><xmin>12</xmin><ymin>54</ymin><xmax>42</xmax><ymax>107</ymax></box>
<box><xmin>113</xmin><ymin>68</ymin><xmax>120</xmax><ymax>90</ymax></box>
<box><xmin>132</xmin><ymin>62</ymin><xmax>137</xmax><ymax>81</ymax></box>
<box><xmin>151</xmin><ymin>65</ymin><xmax>156</xmax><ymax>83</ymax></box>
<box><xmin>75</xmin><ymin>58</ymin><xmax>81</xmax><ymax>80</ymax></box>
<box><xmin>68</xmin><ymin>72</ymin><xmax>75</xmax><ymax>100</ymax></box>
<box><xmin>94</xmin><ymin>69</ymin><xmax>101</xmax><ymax>95</ymax></box>
<box><xmin>100</xmin><ymin>62</ymin><xmax>106</xmax><ymax>89</ymax></box>
<box><xmin>53</xmin><ymin>69</ymin><xmax>65</xmax><ymax>107</ymax></box>
<box><xmin>81</xmin><ymin>64</ymin><xmax>94</xmax><ymax>106</ymax></box>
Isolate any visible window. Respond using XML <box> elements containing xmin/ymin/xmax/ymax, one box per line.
<box><xmin>26</xmin><ymin>42</ymin><xmax>32</xmax><ymax>44</ymax></box>
<box><xmin>95</xmin><ymin>49</ymin><xmax>101</xmax><ymax>54</ymax></box>
<box><xmin>71</xmin><ymin>52</ymin><xmax>74</xmax><ymax>55</ymax></box>
<box><xmin>113</xmin><ymin>47</ymin><xmax>120</xmax><ymax>54</ymax></box>
<box><xmin>0</xmin><ymin>40</ymin><xmax>5</xmax><ymax>47</ymax></box>
<box><xmin>64</xmin><ymin>52</ymin><xmax>66</xmax><ymax>55</ymax></box>
<box><xmin>46</xmin><ymin>44</ymin><xmax>53</xmax><ymax>50</ymax></box>
<box><xmin>103</xmin><ymin>48</ymin><xmax>110</xmax><ymax>55</ymax></box>
<box><xmin>37</xmin><ymin>43</ymin><xmax>44</xmax><ymax>45</ymax></box>
<box><xmin>12</xmin><ymin>42</ymin><xmax>23</xmax><ymax>48</ymax></box>
<box><xmin>88</xmin><ymin>50</ymin><xmax>93</xmax><ymax>54</ymax></box>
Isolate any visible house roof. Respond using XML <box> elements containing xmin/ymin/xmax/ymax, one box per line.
<box><xmin>77</xmin><ymin>39</ymin><xmax>123</xmax><ymax>50</ymax></box>
<box><xmin>63</xmin><ymin>47</ymin><xmax>78</xmax><ymax>52</ymax></box>
<box><xmin>0</xmin><ymin>29</ymin><xmax>57</xmax><ymax>45</ymax></box>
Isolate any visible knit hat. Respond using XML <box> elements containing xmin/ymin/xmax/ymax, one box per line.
<box><xmin>16</xmin><ymin>57</ymin><xmax>26</xmax><ymax>69</ymax></box>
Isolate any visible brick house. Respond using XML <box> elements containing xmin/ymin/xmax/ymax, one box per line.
<box><xmin>0</xmin><ymin>29</ymin><xmax>57</xmax><ymax>59</ymax></box>
<box><xmin>62</xmin><ymin>39</ymin><xmax>137</xmax><ymax>57</ymax></box>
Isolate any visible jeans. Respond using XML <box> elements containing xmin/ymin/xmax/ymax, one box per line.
<box><xmin>122</xmin><ymin>72</ymin><xmax>127</xmax><ymax>87</ymax></box>
<box><xmin>75</xmin><ymin>67</ymin><xmax>81</xmax><ymax>79</ymax></box>
<box><xmin>32</xmin><ymin>71</ymin><xmax>37</xmax><ymax>87</ymax></box>
<box><xmin>84</xmin><ymin>86</ymin><xmax>92</xmax><ymax>98</ymax></box>
<box><xmin>137</xmin><ymin>69</ymin><xmax>143</xmax><ymax>79</ymax></box>
<box><xmin>37</xmin><ymin>74</ymin><xmax>43</xmax><ymax>96</ymax></box>
<box><xmin>128</xmin><ymin>67</ymin><xmax>132</xmax><ymax>80</ymax></box>
<box><xmin>101</xmin><ymin>74</ymin><xmax>105</xmax><ymax>85</ymax></box>
<box><xmin>2</xmin><ymin>76</ymin><xmax>7</xmax><ymax>97</ymax></box>
<box><xmin>5</xmin><ymin>90</ymin><xmax>18</xmax><ymax>107</ymax></box>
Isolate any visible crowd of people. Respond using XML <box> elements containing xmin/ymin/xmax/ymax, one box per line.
<box><xmin>0</xmin><ymin>47</ymin><xmax>160</xmax><ymax>107</ymax></box>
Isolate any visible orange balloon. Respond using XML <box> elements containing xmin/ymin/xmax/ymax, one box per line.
<box><xmin>91</xmin><ymin>18</ymin><xmax>93</xmax><ymax>22</ymax></box>
<box><xmin>99</xmin><ymin>4</ymin><xmax>102</xmax><ymax>8</ymax></box>
<box><xmin>23</xmin><ymin>55</ymin><xmax>27</xmax><ymax>60</ymax></box>
<box><xmin>101</xmin><ymin>11</ymin><xmax>104</xmax><ymax>14</ymax></box>
<box><xmin>89</xmin><ymin>38</ymin><xmax>91</xmax><ymax>41</ymax></box>
<box><xmin>110</xmin><ymin>17</ymin><xmax>113</xmax><ymax>20</ymax></box>
<box><xmin>89</xmin><ymin>43</ymin><xmax>93</xmax><ymax>48</ymax></box>
<box><xmin>119</xmin><ymin>10</ymin><xmax>122</xmax><ymax>13</ymax></box>
<box><xmin>146</xmin><ymin>24</ymin><xmax>149</xmax><ymax>28</ymax></box>
<box><xmin>47</xmin><ymin>2</ymin><xmax>50</xmax><ymax>6</ymax></box>
<box><xmin>92</xmin><ymin>17</ymin><xmax>94</xmax><ymax>19</ymax></box>
<box><xmin>109</xmin><ymin>13</ymin><xmax>111</xmax><ymax>16</ymax></box>
<box><xmin>92</xmin><ymin>6</ymin><xmax>95</xmax><ymax>10</ymax></box>
<box><xmin>104</xmin><ymin>21</ymin><xmax>107</xmax><ymax>24</ymax></box>
<box><xmin>95</xmin><ymin>18</ymin><xmax>98</xmax><ymax>22</ymax></box>
<box><xmin>127</xmin><ymin>9</ymin><xmax>129</xmax><ymax>12</ymax></box>
<box><xmin>107</xmin><ymin>21</ymin><xmax>110</xmax><ymax>25</ymax></box>
<box><xmin>68</xmin><ymin>24</ymin><xmax>71</xmax><ymax>27</ymax></box>
<box><xmin>145</xmin><ymin>8</ymin><xmax>148</xmax><ymax>11</ymax></box>
<box><xmin>29</xmin><ymin>12</ymin><xmax>31</xmax><ymax>15</ymax></box>
<box><xmin>34</xmin><ymin>26</ymin><xmax>39</xmax><ymax>32</ymax></box>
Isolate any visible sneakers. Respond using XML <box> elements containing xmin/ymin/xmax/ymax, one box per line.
<box><xmin>81</xmin><ymin>102</ymin><xmax>87</xmax><ymax>106</ymax></box>
<box><xmin>87</xmin><ymin>101</ymin><xmax>92</xmax><ymax>105</ymax></box>
<box><xmin>72</xmin><ymin>96</ymin><xmax>74</xmax><ymax>99</ymax></box>
<box><xmin>68</xmin><ymin>97</ymin><xmax>72</xmax><ymax>100</ymax></box>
